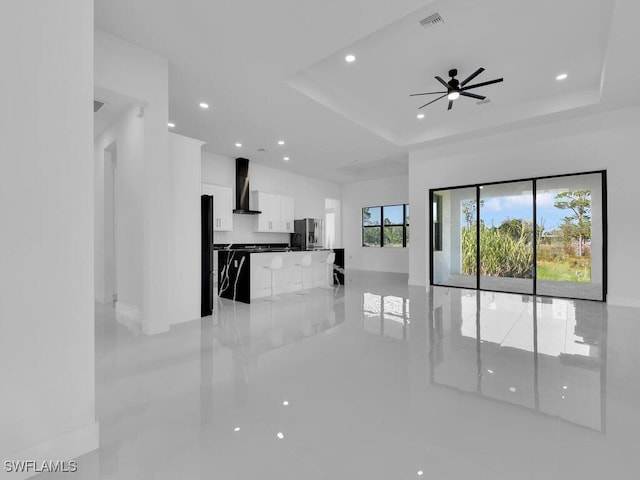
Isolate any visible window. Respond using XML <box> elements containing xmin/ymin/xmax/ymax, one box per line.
<box><xmin>362</xmin><ymin>204</ymin><xmax>410</xmax><ymax>248</ymax></box>
<box><xmin>432</xmin><ymin>195</ymin><xmax>442</xmax><ymax>251</ymax></box>
<box><xmin>405</xmin><ymin>205</ymin><xmax>410</xmax><ymax>247</ymax></box>
<box><xmin>362</xmin><ymin>206</ymin><xmax>381</xmax><ymax>247</ymax></box>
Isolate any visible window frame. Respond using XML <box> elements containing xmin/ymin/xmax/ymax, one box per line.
<box><xmin>432</xmin><ymin>194</ymin><xmax>442</xmax><ymax>251</ymax></box>
<box><xmin>362</xmin><ymin>204</ymin><xmax>410</xmax><ymax>248</ymax></box>
<box><xmin>428</xmin><ymin>169</ymin><xmax>607</xmax><ymax>302</ymax></box>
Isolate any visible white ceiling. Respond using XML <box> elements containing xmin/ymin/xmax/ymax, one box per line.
<box><xmin>94</xmin><ymin>0</ymin><xmax>640</xmax><ymax>183</ymax></box>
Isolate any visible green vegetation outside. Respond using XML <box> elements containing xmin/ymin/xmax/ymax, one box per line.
<box><xmin>459</xmin><ymin>190</ymin><xmax>592</xmax><ymax>283</ymax></box>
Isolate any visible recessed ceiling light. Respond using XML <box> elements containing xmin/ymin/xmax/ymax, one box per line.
<box><xmin>556</xmin><ymin>73</ymin><xmax>568</xmax><ymax>81</ymax></box>
<box><xmin>276</xmin><ymin>432</ymin><xmax>284</xmax><ymax>439</ymax></box>
<box><xmin>283</xmin><ymin>157</ymin><xmax>290</xmax><ymax>161</ymax></box>
<box><xmin>282</xmin><ymin>400</ymin><xmax>289</xmax><ymax>406</ymax></box>
<box><xmin>277</xmin><ymin>140</ymin><xmax>285</xmax><ymax>145</ymax></box>
<box><xmin>199</xmin><ymin>102</ymin><xmax>209</xmax><ymax>109</ymax></box>
<box><xmin>417</xmin><ymin>113</ymin><xmax>425</xmax><ymax>119</ymax></box>
<box><xmin>345</xmin><ymin>54</ymin><xmax>356</xmax><ymax>63</ymax></box>
<box><xmin>234</xmin><ymin>427</ymin><xmax>240</xmax><ymax>432</ymax></box>
<box><xmin>417</xmin><ymin>471</ymin><xmax>424</xmax><ymax>476</ymax></box>
<box><xmin>167</xmin><ymin>122</ymin><xmax>175</xmax><ymax>128</ymax></box>
<box><xmin>509</xmin><ymin>387</ymin><xmax>517</xmax><ymax>393</ymax></box>
<box><xmin>235</xmin><ymin>143</ymin><xmax>242</xmax><ymax>148</ymax></box>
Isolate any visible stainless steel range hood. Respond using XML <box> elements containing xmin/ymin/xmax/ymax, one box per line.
<box><xmin>233</xmin><ymin>157</ymin><xmax>262</xmax><ymax>215</ymax></box>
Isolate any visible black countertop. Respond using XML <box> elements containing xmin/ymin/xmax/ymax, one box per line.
<box><xmin>214</xmin><ymin>243</ymin><xmax>340</xmax><ymax>254</ymax></box>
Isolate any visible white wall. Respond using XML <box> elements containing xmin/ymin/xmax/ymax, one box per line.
<box><xmin>0</xmin><ymin>0</ymin><xmax>97</xmax><ymax>471</ymax></box>
<box><xmin>94</xmin><ymin>106</ymin><xmax>145</xmax><ymax>321</ymax></box>
<box><xmin>342</xmin><ymin>175</ymin><xmax>409</xmax><ymax>273</ymax></box>
<box><xmin>409</xmin><ymin>105</ymin><xmax>640</xmax><ymax>307</ymax></box>
<box><xmin>168</xmin><ymin>133</ymin><xmax>204</xmax><ymax>325</ymax></box>
<box><xmin>201</xmin><ymin>151</ymin><xmax>342</xmax><ymax>245</ymax></box>
<box><xmin>95</xmin><ymin>30</ymin><xmax>172</xmax><ymax>334</ymax></box>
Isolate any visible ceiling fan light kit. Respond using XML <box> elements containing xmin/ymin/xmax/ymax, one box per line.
<box><xmin>410</xmin><ymin>67</ymin><xmax>503</xmax><ymax>111</ymax></box>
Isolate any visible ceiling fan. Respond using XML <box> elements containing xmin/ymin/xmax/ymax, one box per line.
<box><xmin>410</xmin><ymin>68</ymin><xmax>503</xmax><ymax>111</ymax></box>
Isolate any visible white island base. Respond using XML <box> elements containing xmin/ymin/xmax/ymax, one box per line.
<box><xmin>250</xmin><ymin>251</ymin><xmax>335</xmax><ymax>300</ymax></box>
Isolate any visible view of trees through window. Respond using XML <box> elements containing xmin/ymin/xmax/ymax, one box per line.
<box><xmin>459</xmin><ymin>190</ymin><xmax>592</xmax><ymax>282</ymax></box>
<box><xmin>538</xmin><ymin>190</ymin><xmax>592</xmax><ymax>283</ymax></box>
<box><xmin>431</xmin><ymin>172</ymin><xmax>604</xmax><ymax>300</ymax></box>
<box><xmin>362</xmin><ymin>204</ymin><xmax>409</xmax><ymax>248</ymax></box>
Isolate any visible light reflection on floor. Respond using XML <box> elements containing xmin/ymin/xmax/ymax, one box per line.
<box><xmin>35</xmin><ymin>271</ymin><xmax>640</xmax><ymax>479</ymax></box>
<box><xmin>430</xmin><ymin>289</ymin><xmax>606</xmax><ymax>431</ymax></box>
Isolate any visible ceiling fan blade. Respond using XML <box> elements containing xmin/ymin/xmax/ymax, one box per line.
<box><xmin>460</xmin><ymin>91</ymin><xmax>486</xmax><ymax>100</ymax></box>
<box><xmin>462</xmin><ymin>78</ymin><xmax>504</xmax><ymax>90</ymax></box>
<box><xmin>435</xmin><ymin>76</ymin><xmax>450</xmax><ymax>88</ymax></box>
<box><xmin>447</xmin><ymin>100</ymin><xmax>454</xmax><ymax>111</ymax></box>
<box><xmin>409</xmin><ymin>91</ymin><xmax>447</xmax><ymax>96</ymax></box>
<box><xmin>460</xmin><ymin>68</ymin><xmax>485</xmax><ymax>87</ymax></box>
<box><xmin>418</xmin><ymin>93</ymin><xmax>448</xmax><ymax>109</ymax></box>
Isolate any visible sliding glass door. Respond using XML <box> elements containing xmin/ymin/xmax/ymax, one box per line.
<box><xmin>430</xmin><ymin>171</ymin><xmax>606</xmax><ymax>301</ymax></box>
<box><xmin>536</xmin><ymin>173</ymin><xmax>604</xmax><ymax>300</ymax></box>
<box><xmin>479</xmin><ymin>181</ymin><xmax>535</xmax><ymax>294</ymax></box>
<box><xmin>431</xmin><ymin>187</ymin><xmax>477</xmax><ymax>288</ymax></box>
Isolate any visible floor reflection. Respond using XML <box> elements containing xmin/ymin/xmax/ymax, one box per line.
<box><xmin>362</xmin><ymin>292</ymin><xmax>410</xmax><ymax>341</ymax></box>
<box><xmin>429</xmin><ymin>288</ymin><xmax>607</xmax><ymax>431</ymax></box>
<box><xmin>34</xmin><ymin>272</ymin><xmax>640</xmax><ymax>479</ymax></box>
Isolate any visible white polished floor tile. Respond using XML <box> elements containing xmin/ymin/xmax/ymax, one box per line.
<box><xmin>35</xmin><ymin>271</ymin><xmax>640</xmax><ymax>479</ymax></box>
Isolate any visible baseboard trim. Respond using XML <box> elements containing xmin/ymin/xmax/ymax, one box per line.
<box><xmin>142</xmin><ymin>321</ymin><xmax>170</xmax><ymax>335</ymax></box>
<box><xmin>168</xmin><ymin>312</ymin><xmax>201</xmax><ymax>328</ymax></box>
<box><xmin>607</xmin><ymin>296</ymin><xmax>640</xmax><ymax>309</ymax></box>
<box><xmin>408</xmin><ymin>276</ymin><xmax>427</xmax><ymax>287</ymax></box>
<box><xmin>1</xmin><ymin>421</ymin><xmax>99</xmax><ymax>479</ymax></box>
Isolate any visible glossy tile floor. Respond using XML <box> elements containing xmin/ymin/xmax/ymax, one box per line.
<box><xmin>36</xmin><ymin>271</ymin><xmax>640</xmax><ymax>479</ymax></box>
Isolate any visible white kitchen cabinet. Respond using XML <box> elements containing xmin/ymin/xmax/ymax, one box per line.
<box><xmin>280</xmin><ymin>195</ymin><xmax>295</xmax><ymax>233</ymax></box>
<box><xmin>202</xmin><ymin>183</ymin><xmax>233</xmax><ymax>231</ymax></box>
<box><xmin>252</xmin><ymin>191</ymin><xmax>282</xmax><ymax>232</ymax></box>
<box><xmin>252</xmin><ymin>191</ymin><xmax>296</xmax><ymax>233</ymax></box>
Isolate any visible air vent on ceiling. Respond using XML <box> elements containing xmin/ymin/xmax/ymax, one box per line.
<box><xmin>93</xmin><ymin>100</ymin><xmax>105</xmax><ymax>113</ymax></box>
<box><xmin>419</xmin><ymin>12</ymin><xmax>444</xmax><ymax>29</ymax></box>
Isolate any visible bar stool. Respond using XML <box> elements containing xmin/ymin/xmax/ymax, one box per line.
<box><xmin>320</xmin><ymin>252</ymin><xmax>336</xmax><ymax>290</ymax></box>
<box><xmin>264</xmin><ymin>255</ymin><xmax>283</xmax><ymax>301</ymax></box>
<box><xmin>295</xmin><ymin>254</ymin><xmax>312</xmax><ymax>295</ymax></box>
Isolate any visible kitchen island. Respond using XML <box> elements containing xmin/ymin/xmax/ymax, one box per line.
<box><xmin>217</xmin><ymin>244</ymin><xmax>344</xmax><ymax>303</ymax></box>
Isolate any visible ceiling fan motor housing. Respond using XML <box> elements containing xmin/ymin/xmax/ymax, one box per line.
<box><xmin>448</xmin><ymin>69</ymin><xmax>460</xmax><ymax>92</ymax></box>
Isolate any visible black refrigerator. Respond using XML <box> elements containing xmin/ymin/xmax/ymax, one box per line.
<box><xmin>201</xmin><ymin>195</ymin><xmax>214</xmax><ymax>316</ymax></box>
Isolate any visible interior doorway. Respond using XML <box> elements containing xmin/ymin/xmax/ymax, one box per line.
<box><xmin>325</xmin><ymin>198</ymin><xmax>341</xmax><ymax>248</ymax></box>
